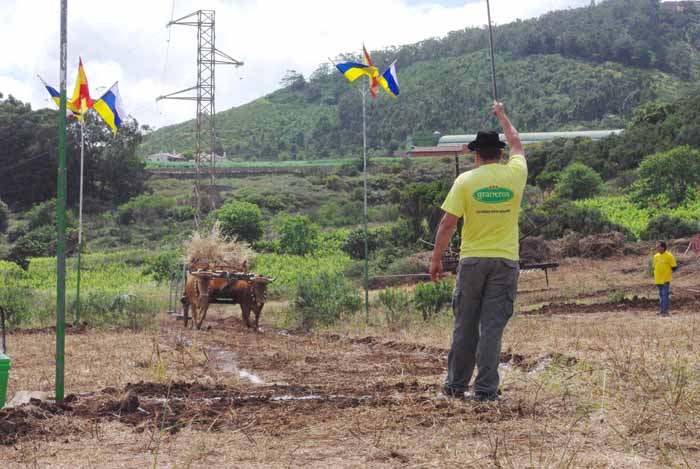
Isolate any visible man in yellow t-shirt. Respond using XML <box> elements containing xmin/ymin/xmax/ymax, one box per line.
<box><xmin>430</xmin><ymin>102</ymin><xmax>526</xmax><ymax>402</ymax></box>
<box><xmin>653</xmin><ymin>241</ymin><xmax>677</xmax><ymax>317</ymax></box>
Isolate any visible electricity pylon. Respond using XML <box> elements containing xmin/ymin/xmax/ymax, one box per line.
<box><xmin>157</xmin><ymin>10</ymin><xmax>243</xmax><ymax>226</ymax></box>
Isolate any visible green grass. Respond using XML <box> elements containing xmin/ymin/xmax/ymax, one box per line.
<box><xmin>0</xmin><ymin>251</ymin><xmax>167</xmax><ymax>328</ymax></box>
<box><xmin>575</xmin><ymin>195</ymin><xmax>700</xmax><ymax>240</ymax></box>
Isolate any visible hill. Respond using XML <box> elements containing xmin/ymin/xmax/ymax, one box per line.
<box><xmin>139</xmin><ymin>0</ymin><xmax>700</xmax><ymax>160</ymax></box>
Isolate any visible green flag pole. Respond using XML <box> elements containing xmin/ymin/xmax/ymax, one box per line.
<box><xmin>56</xmin><ymin>0</ymin><xmax>68</xmax><ymax>404</ymax></box>
<box><xmin>361</xmin><ymin>85</ymin><xmax>369</xmax><ymax>321</ymax></box>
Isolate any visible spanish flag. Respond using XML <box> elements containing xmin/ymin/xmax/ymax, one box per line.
<box><xmin>69</xmin><ymin>57</ymin><xmax>93</xmax><ymax>119</ymax></box>
<box><xmin>335</xmin><ymin>62</ymin><xmax>379</xmax><ymax>83</ymax></box>
<box><xmin>93</xmin><ymin>82</ymin><xmax>126</xmax><ymax>135</ymax></box>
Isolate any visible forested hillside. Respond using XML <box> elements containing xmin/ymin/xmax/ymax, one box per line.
<box><xmin>140</xmin><ymin>0</ymin><xmax>700</xmax><ymax>159</ymax></box>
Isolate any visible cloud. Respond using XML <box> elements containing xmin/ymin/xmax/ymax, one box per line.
<box><xmin>0</xmin><ymin>0</ymin><xmax>589</xmax><ymax>128</ymax></box>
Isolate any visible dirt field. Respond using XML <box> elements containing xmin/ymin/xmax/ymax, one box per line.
<box><xmin>2</xmin><ymin>253</ymin><xmax>700</xmax><ymax>468</ymax></box>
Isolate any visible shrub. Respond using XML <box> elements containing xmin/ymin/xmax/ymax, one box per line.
<box><xmin>0</xmin><ymin>198</ymin><xmax>8</xmax><ymax>234</ymax></box>
<box><xmin>526</xmin><ymin>197</ymin><xmax>631</xmax><ymax>240</ymax></box>
<box><xmin>631</xmin><ymin>146</ymin><xmax>700</xmax><ymax>207</ymax></box>
<box><xmin>555</xmin><ymin>162</ymin><xmax>604</xmax><ymax>200</ymax></box>
<box><xmin>293</xmin><ymin>270</ymin><xmax>361</xmax><ymax>329</ymax></box>
<box><xmin>641</xmin><ymin>214</ymin><xmax>699</xmax><ymax>241</ymax></box>
<box><xmin>316</xmin><ymin>200</ymin><xmax>363</xmax><ymax>227</ymax></box>
<box><xmin>8</xmin><ymin>224</ymin><xmax>79</xmax><ymax>265</ymax></box>
<box><xmin>385</xmin><ymin>256</ymin><xmax>426</xmax><ymax>276</ymax></box>
<box><xmin>323</xmin><ymin>175</ymin><xmax>345</xmax><ymax>190</ymax></box>
<box><xmin>217</xmin><ymin>200</ymin><xmax>264</xmax><ymax>243</ymax></box>
<box><xmin>71</xmin><ymin>291</ymin><xmax>159</xmax><ymax>330</ymax></box>
<box><xmin>116</xmin><ymin>194</ymin><xmax>177</xmax><ymax>224</ymax></box>
<box><xmin>342</xmin><ymin>227</ymin><xmax>388</xmax><ymax>260</ymax></box>
<box><xmin>276</xmin><ymin>214</ymin><xmax>319</xmax><ymax>256</ymax></box>
<box><xmin>377</xmin><ymin>288</ymin><xmax>412</xmax><ymax>330</ymax></box>
<box><xmin>413</xmin><ymin>280</ymin><xmax>453</xmax><ymax>321</ymax></box>
<box><xmin>142</xmin><ymin>250</ymin><xmax>183</xmax><ymax>284</ymax></box>
<box><xmin>0</xmin><ymin>284</ymin><xmax>33</xmax><ymax>327</ymax></box>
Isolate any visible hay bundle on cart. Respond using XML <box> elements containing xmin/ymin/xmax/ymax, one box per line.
<box><xmin>181</xmin><ymin>225</ymin><xmax>272</xmax><ymax>330</ymax></box>
<box><xmin>184</xmin><ymin>224</ymin><xmax>254</xmax><ymax>272</ymax></box>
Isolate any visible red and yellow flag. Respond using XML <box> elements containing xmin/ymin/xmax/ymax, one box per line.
<box><xmin>362</xmin><ymin>44</ymin><xmax>379</xmax><ymax>99</ymax></box>
<box><xmin>69</xmin><ymin>57</ymin><xmax>93</xmax><ymax>119</ymax></box>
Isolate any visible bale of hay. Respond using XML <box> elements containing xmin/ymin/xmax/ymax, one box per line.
<box><xmin>184</xmin><ymin>223</ymin><xmax>254</xmax><ymax>270</ymax></box>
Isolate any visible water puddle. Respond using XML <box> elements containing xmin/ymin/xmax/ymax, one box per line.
<box><xmin>239</xmin><ymin>369</ymin><xmax>264</xmax><ymax>384</ymax></box>
<box><xmin>211</xmin><ymin>348</ymin><xmax>265</xmax><ymax>384</ymax></box>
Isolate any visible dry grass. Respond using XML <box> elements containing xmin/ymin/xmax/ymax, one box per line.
<box><xmin>2</xmin><ymin>252</ymin><xmax>700</xmax><ymax>467</ymax></box>
<box><xmin>184</xmin><ymin>223</ymin><xmax>254</xmax><ymax>270</ymax></box>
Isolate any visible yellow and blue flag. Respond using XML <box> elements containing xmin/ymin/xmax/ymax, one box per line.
<box><xmin>336</xmin><ymin>62</ymin><xmax>379</xmax><ymax>83</ymax></box>
<box><xmin>93</xmin><ymin>82</ymin><xmax>126</xmax><ymax>135</ymax></box>
<box><xmin>38</xmin><ymin>74</ymin><xmax>80</xmax><ymax>118</ymax></box>
<box><xmin>378</xmin><ymin>61</ymin><xmax>400</xmax><ymax>97</ymax></box>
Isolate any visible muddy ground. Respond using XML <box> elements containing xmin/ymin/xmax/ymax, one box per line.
<box><xmin>2</xmin><ymin>253</ymin><xmax>700</xmax><ymax>467</ymax></box>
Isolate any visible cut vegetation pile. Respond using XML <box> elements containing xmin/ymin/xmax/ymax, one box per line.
<box><xmin>184</xmin><ymin>224</ymin><xmax>254</xmax><ymax>270</ymax></box>
<box><xmin>560</xmin><ymin>231</ymin><xmax>628</xmax><ymax>259</ymax></box>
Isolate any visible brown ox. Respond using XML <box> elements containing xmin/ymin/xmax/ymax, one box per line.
<box><xmin>181</xmin><ymin>273</ymin><xmax>273</xmax><ymax>331</ymax></box>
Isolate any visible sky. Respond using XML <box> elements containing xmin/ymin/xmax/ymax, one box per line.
<box><xmin>0</xmin><ymin>0</ymin><xmax>591</xmax><ymax>129</ymax></box>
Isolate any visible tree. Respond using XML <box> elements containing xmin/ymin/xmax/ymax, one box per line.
<box><xmin>0</xmin><ymin>95</ymin><xmax>147</xmax><ymax>208</ymax></box>
<box><xmin>276</xmin><ymin>214</ymin><xmax>319</xmax><ymax>256</ymax></box>
<box><xmin>632</xmin><ymin>146</ymin><xmax>700</xmax><ymax>207</ymax></box>
<box><xmin>555</xmin><ymin>162</ymin><xmax>604</xmax><ymax>200</ymax></box>
<box><xmin>217</xmin><ymin>201</ymin><xmax>264</xmax><ymax>243</ymax></box>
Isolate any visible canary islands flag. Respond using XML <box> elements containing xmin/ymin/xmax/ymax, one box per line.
<box><xmin>93</xmin><ymin>82</ymin><xmax>126</xmax><ymax>135</ymax></box>
<box><xmin>379</xmin><ymin>61</ymin><xmax>400</xmax><ymax>97</ymax></box>
<box><xmin>336</xmin><ymin>62</ymin><xmax>379</xmax><ymax>83</ymax></box>
<box><xmin>38</xmin><ymin>74</ymin><xmax>80</xmax><ymax>118</ymax></box>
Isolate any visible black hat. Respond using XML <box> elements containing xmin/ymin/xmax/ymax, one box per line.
<box><xmin>467</xmin><ymin>131</ymin><xmax>506</xmax><ymax>151</ymax></box>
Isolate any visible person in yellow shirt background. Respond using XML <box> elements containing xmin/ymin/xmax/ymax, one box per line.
<box><xmin>653</xmin><ymin>241</ymin><xmax>677</xmax><ymax>317</ymax></box>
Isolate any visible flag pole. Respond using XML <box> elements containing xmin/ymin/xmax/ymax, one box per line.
<box><xmin>76</xmin><ymin>118</ymin><xmax>84</xmax><ymax>325</ymax></box>
<box><xmin>486</xmin><ymin>0</ymin><xmax>498</xmax><ymax>102</ymax></box>
<box><xmin>56</xmin><ymin>0</ymin><xmax>68</xmax><ymax>404</ymax></box>
<box><xmin>362</xmin><ymin>85</ymin><xmax>370</xmax><ymax>321</ymax></box>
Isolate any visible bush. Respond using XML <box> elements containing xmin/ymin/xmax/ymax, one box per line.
<box><xmin>377</xmin><ymin>288</ymin><xmax>412</xmax><ymax>330</ymax></box>
<box><xmin>316</xmin><ymin>200</ymin><xmax>363</xmax><ymax>227</ymax></box>
<box><xmin>71</xmin><ymin>291</ymin><xmax>159</xmax><ymax>330</ymax></box>
<box><xmin>526</xmin><ymin>197</ymin><xmax>631</xmax><ymax>240</ymax></box>
<box><xmin>555</xmin><ymin>162</ymin><xmax>603</xmax><ymax>200</ymax></box>
<box><xmin>413</xmin><ymin>280</ymin><xmax>453</xmax><ymax>321</ymax></box>
<box><xmin>0</xmin><ymin>198</ymin><xmax>8</xmax><ymax>234</ymax></box>
<box><xmin>217</xmin><ymin>200</ymin><xmax>264</xmax><ymax>243</ymax></box>
<box><xmin>632</xmin><ymin>146</ymin><xmax>700</xmax><ymax>207</ymax></box>
<box><xmin>116</xmin><ymin>194</ymin><xmax>177</xmax><ymax>224</ymax></box>
<box><xmin>342</xmin><ymin>227</ymin><xmax>388</xmax><ymax>260</ymax></box>
<box><xmin>641</xmin><ymin>214</ymin><xmax>700</xmax><ymax>241</ymax></box>
<box><xmin>385</xmin><ymin>256</ymin><xmax>426</xmax><ymax>276</ymax></box>
<box><xmin>293</xmin><ymin>270</ymin><xmax>361</xmax><ymax>330</ymax></box>
<box><xmin>142</xmin><ymin>250</ymin><xmax>183</xmax><ymax>284</ymax></box>
<box><xmin>8</xmin><ymin>224</ymin><xmax>79</xmax><ymax>266</ymax></box>
<box><xmin>0</xmin><ymin>284</ymin><xmax>33</xmax><ymax>327</ymax></box>
<box><xmin>276</xmin><ymin>214</ymin><xmax>319</xmax><ymax>255</ymax></box>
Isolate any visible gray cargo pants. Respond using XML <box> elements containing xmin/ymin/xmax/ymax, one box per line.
<box><xmin>444</xmin><ymin>257</ymin><xmax>519</xmax><ymax>396</ymax></box>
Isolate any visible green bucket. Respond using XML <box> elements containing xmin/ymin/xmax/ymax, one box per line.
<box><xmin>0</xmin><ymin>353</ymin><xmax>10</xmax><ymax>408</ymax></box>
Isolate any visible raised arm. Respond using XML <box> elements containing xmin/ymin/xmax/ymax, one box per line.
<box><xmin>493</xmin><ymin>102</ymin><xmax>523</xmax><ymax>157</ymax></box>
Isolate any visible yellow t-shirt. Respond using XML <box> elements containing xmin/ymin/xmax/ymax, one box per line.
<box><xmin>653</xmin><ymin>251</ymin><xmax>677</xmax><ymax>285</ymax></box>
<box><xmin>441</xmin><ymin>154</ymin><xmax>527</xmax><ymax>261</ymax></box>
